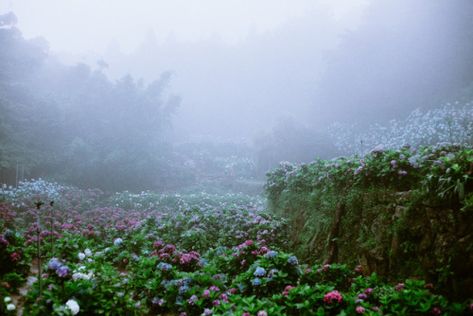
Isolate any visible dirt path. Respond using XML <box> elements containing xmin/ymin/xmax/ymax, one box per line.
<box><xmin>11</xmin><ymin>258</ymin><xmax>40</xmax><ymax>316</ymax></box>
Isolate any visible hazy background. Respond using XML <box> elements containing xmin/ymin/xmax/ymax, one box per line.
<box><xmin>1</xmin><ymin>0</ymin><xmax>473</xmax><ymax>192</ymax></box>
<box><xmin>1</xmin><ymin>0</ymin><xmax>368</xmax><ymax>139</ymax></box>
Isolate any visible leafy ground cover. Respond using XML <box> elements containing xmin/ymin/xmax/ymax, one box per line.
<box><xmin>0</xmin><ymin>174</ymin><xmax>472</xmax><ymax>315</ymax></box>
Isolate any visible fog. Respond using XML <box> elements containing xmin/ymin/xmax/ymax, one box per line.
<box><xmin>1</xmin><ymin>0</ymin><xmax>473</xmax><ymax>191</ymax></box>
<box><xmin>1</xmin><ymin>0</ymin><xmax>367</xmax><ymax>138</ymax></box>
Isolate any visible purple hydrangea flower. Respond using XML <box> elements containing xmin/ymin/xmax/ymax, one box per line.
<box><xmin>187</xmin><ymin>295</ymin><xmax>198</xmax><ymax>305</ymax></box>
<box><xmin>48</xmin><ymin>258</ymin><xmax>62</xmax><ymax>271</ymax></box>
<box><xmin>0</xmin><ymin>236</ymin><xmax>9</xmax><ymax>247</ymax></box>
<box><xmin>56</xmin><ymin>265</ymin><xmax>70</xmax><ymax>278</ymax></box>
<box><xmin>358</xmin><ymin>293</ymin><xmax>368</xmax><ymax>300</ymax></box>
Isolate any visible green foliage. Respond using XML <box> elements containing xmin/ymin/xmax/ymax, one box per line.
<box><xmin>266</xmin><ymin>144</ymin><xmax>473</xmax><ymax>299</ymax></box>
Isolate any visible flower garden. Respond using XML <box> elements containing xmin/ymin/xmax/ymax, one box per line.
<box><xmin>1</xmin><ymin>145</ymin><xmax>473</xmax><ymax>315</ymax></box>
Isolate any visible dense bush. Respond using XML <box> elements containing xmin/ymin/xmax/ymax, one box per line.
<box><xmin>266</xmin><ymin>144</ymin><xmax>473</xmax><ymax>299</ymax></box>
<box><xmin>330</xmin><ymin>103</ymin><xmax>473</xmax><ymax>156</ymax></box>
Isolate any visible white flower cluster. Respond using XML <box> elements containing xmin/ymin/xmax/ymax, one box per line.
<box><xmin>4</xmin><ymin>296</ymin><xmax>15</xmax><ymax>311</ymax></box>
<box><xmin>77</xmin><ymin>248</ymin><xmax>93</xmax><ymax>261</ymax></box>
<box><xmin>72</xmin><ymin>267</ymin><xmax>94</xmax><ymax>281</ymax></box>
<box><xmin>329</xmin><ymin>102</ymin><xmax>473</xmax><ymax>155</ymax></box>
<box><xmin>0</xmin><ymin>178</ymin><xmax>71</xmax><ymax>206</ymax></box>
<box><xmin>65</xmin><ymin>299</ymin><xmax>80</xmax><ymax>315</ymax></box>
<box><xmin>113</xmin><ymin>238</ymin><xmax>123</xmax><ymax>246</ymax></box>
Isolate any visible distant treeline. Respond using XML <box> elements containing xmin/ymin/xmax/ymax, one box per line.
<box><xmin>0</xmin><ymin>13</ymin><xmax>180</xmax><ymax>191</ymax></box>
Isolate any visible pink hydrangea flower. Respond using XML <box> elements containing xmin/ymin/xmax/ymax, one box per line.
<box><xmin>283</xmin><ymin>285</ymin><xmax>295</xmax><ymax>296</ymax></box>
<box><xmin>153</xmin><ymin>240</ymin><xmax>164</xmax><ymax>248</ymax></box>
<box><xmin>323</xmin><ymin>290</ymin><xmax>343</xmax><ymax>304</ymax></box>
<box><xmin>228</xmin><ymin>288</ymin><xmax>238</xmax><ymax>294</ymax></box>
<box><xmin>259</xmin><ymin>246</ymin><xmax>269</xmax><ymax>254</ymax></box>
<box><xmin>10</xmin><ymin>252</ymin><xmax>21</xmax><ymax>262</ymax></box>
<box><xmin>356</xmin><ymin>306</ymin><xmax>365</xmax><ymax>314</ymax></box>
<box><xmin>395</xmin><ymin>283</ymin><xmax>405</xmax><ymax>291</ymax></box>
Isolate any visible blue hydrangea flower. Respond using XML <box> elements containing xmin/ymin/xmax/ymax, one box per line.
<box><xmin>182</xmin><ymin>277</ymin><xmax>193</xmax><ymax>285</ymax></box>
<box><xmin>161</xmin><ymin>280</ymin><xmax>171</xmax><ymax>289</ymax></box>
<box><xmin>254</xmin><ymin>267</ymin><xmax>266</xmax><ymax>277</ymax></box>
<box><xmin>287</xmin><ymin>256</ymin><xmax>298</xmax><ymax>266</ymax></box>
<box><xmin>268</xmin><ymin>268</ymin><xmax>279</xmax><ymax>279</ymax></box>
<box><xmin>157</xmin><ymin>262</ymin><xmax>172</xmax><ymax>272</ymax></box>
<box><xmin>251</xmin><ymin>278</ymin><xmax>262</xmax><ymax>286</ymax></box>
<box><xmin>179</xmin><ymin>285</ymin><xmax>189</xmax><ymax>295</ymax></box>
<box><xmin>265</xmin><ymin>251</ymin><xmax>278</xmax><ymax>258</ymax></box>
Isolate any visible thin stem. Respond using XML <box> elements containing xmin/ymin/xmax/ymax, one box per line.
<box><xmin>50</xmin><ymin>201</ymin><xmax>54</xmax><ymax>257</ymax></box>
<box><xmin>37</xmin><ymin>216</ymin><xmax>42</xmax><ymax>297</ymax></box>
<box><xmin>35</xmin><ymin>201</ymin><xmax>44</xmax><ymax>297</ymax></box>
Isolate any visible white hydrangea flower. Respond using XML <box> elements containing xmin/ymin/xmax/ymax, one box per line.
<box><xmin>72</xmin><ymin>270</ymin><xmax>94</xmax><ymax>281</ymax></box>
<box><xmin>78</xmin><ymin>252</ymin><xmax>86</xmax><ymax>261</ymax></box>
<box><xmin>65</xmin><ymin>299</ymin><xmax>80</xmax><ymax>315</ymax></box>
<box><xmin>84</xmin><ymin>248</ymin><xmax>92</xmax><ymax>257</ymax></box>
<box><xmin>6</xmin><ymin>303</ymin><xmax>16</xmax><ymax>311</ymax></box>
<box><xmin>72</xmin><ymin>272</ymin><xmax>85</xmax><ymax>281</ymax></box>
<box><xmin>113</xmin><ymin>238</ymin><xmax>123</xmax><ymax>246</ymax></box>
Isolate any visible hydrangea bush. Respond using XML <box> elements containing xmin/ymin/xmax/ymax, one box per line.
<box><xmin>0</xmin><ymin>178</ymin><xmax>471</xmax><ymax>314</ymax></box>
<box><xmin>329</xmin><ymin>103</ymin><xmax>473</xmax><ymax>156</ymax></box>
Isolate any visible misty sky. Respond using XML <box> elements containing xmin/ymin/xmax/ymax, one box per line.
<box><xmin>1</xmin><ymin>0</ymin><xmax>367</xmax><ymax>53</ymax></box>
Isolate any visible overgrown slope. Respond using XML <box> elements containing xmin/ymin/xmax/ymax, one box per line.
<box><xmin>266</xmin><ymin>144</ymin><xmax>473</xmax><ymax>299</ymax></box>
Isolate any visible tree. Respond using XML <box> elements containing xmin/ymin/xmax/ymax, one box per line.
<box><xmin>0</xmin><ymin>17</ymin><xmax>181</xmax><ymax>191</ymax></box>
